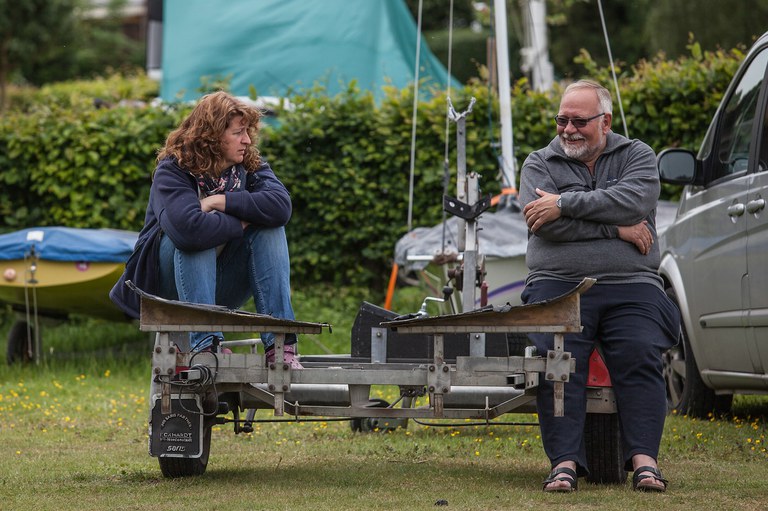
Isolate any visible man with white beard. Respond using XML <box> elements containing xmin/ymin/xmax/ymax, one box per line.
<box><xmin>518</xmin><ymin>80</ymin><xmax>680</xmax><ymax>493</ymax></box>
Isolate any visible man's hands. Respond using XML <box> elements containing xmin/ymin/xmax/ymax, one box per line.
<box><xmin>524</xmin><ymin>188</ymin><xmax>654</xmax><ymax>255</ymax></box>
<box><xmin>523</xmin><ymin>188</ymin><xmax>561</xmax><ymax>232</ymax></box>
<box><xmin>618</xmin><ymin>221</ymin><xmax>654</xmax><ymax>255</ymax></box>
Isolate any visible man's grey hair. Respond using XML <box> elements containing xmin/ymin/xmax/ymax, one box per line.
<box><xmin>564</xmin><ymin>80</ymin><xmax>613</xmax><ymax>115</ymax></box>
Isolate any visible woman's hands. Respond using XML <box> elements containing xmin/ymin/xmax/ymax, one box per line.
<box><xmin>199</xmin><ymin>194</ymin><xmax>226</xmax><ymax>213</ymax></box>
<box><xmin>200</xmin><ymin>195</ymin><xmax>250</xmax><ymax>230</ymax></box>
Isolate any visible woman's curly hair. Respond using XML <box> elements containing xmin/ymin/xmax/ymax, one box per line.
<box><xmin>158</xmin><ymin>91</ymin><xmax>263</xmax><ymax>176</ymax></box>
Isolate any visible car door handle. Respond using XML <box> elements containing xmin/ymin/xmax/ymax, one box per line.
<box><xmin>746</xmin><ymin>198</ymin><xmax>766</xmax><ymax>214</ymax></box>
<box><xmin>727</xmin><ymin>203</ymin><xmax>745</xmax><ymax>217</ymax></box>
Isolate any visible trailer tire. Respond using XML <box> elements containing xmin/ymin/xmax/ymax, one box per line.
<box><xmin>351</xmin><ymin>398</ymin><xmax>392</xmax><ymax>432</ymax></box>
<box><xmin>506</xmin><ymin>332</ymin><xmax>529</xmax><ymax>356</ymax></box>
<box><xmin>158</xmin><ymin>423</ymin><xmax>212</xmax><ymax>478</ymax></box>
<box><xmin>6</xmin><ymin>321</ymin><xmax>36</xmax><ymax>364</ymax></box>
<box><xmin>584</xmin><ymin>412</ymin><xmax>626</xmax><ymax>484</ymax></box>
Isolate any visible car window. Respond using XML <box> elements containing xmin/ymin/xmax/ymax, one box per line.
<box><xmin>712</xmin><ymin>48</ymin><xmax>768</xmax><ymax>179</ymax></box>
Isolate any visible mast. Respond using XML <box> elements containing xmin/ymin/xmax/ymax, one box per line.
<box><xmin>493</xmin><ymin>0</ymin><xmax>516</xmax><ymax>192</ymax></box>
<box><xmin>520</xmin><ymin>0</ymin><xmax>554</xmax><ymax>92</ymax></box>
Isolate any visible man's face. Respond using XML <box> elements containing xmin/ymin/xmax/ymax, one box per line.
<box><xmin>556</xmin><ymin>88</ymin><xmax>611</xmax><ymax>163</ymax></box>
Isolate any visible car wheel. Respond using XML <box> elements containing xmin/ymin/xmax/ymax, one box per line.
<box><xmin>663</xmin><ymin>288</ymin><xmax>733</xmax><ymax>418</ymax></box>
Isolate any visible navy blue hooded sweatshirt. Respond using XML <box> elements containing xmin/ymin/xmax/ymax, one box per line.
<box><xmin>109</xmin><ymin>157</ymin><xmax>292</xmax><ymax>318</ymax></box>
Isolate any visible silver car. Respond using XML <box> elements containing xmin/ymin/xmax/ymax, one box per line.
<box><xmin>657</xmin><ymin>30</ymin><xmax>768</xmax><ymax>418</ymax></box>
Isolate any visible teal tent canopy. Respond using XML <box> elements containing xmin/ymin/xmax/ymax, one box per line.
<box><xmin>161</xmin><ymin>0</ymin><xmax>459</xmax><ymax>102</ymax></box>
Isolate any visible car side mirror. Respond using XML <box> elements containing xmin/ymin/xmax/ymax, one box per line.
<box><xmin>657</xmin><ymin>148</ymin><xmax>697</xmax><ymax>185</ymax></box>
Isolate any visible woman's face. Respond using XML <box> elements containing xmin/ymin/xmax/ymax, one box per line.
<box><xmin>220</xmin><ymin>115</ymin><xmax>251</xmax><ymax>168</ymax></box>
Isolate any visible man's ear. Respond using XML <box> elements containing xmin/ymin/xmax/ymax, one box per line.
<box><xmin>602</xmin><ymin>113</ymin><xmax>613</xmax><ymax>133</ymax></box>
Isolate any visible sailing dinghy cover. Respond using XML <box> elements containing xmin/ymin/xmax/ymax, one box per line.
<box><xmin>0</xmin><ymin>227</ymin><xmax>137</xmax><ymax>262</ymax></box>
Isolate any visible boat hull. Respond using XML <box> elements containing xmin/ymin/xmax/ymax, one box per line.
<box><xmin>481</xmin><ymin>255</ymin><xmax>528</xmax><ymax>307</ymax></box>
<box><xmin>0</xmin><ymin>259</ymin><xmax>127</xmax><ymax>321</ymax></box>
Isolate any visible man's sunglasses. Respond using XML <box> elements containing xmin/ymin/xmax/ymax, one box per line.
<box><xmin>554</xmin><ymin>113</ymin><xmax>605</xmax><ymax>128</ymax></box>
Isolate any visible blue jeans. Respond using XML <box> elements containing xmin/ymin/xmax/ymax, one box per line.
<box><xmin>158</xmin><ymin>226</ymin><xmax>296</xmax><ymax>351</ymax></box>
<box><xmin>521</xmin><ymin>280</ymin><xmax>680</xmax><ymax>475</ymax></box>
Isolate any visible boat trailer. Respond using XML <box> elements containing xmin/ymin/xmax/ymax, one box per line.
<box><xmin>134</xmin><ymin>278</ymin><xmax>623</xmax><ymax>480</ymax></box>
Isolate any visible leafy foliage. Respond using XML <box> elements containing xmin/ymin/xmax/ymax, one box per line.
<box><xmin>0</xmin><ymin>47</ymin><xmax>743</xmax><ymax>289</ymax></box>
<box><xmin>0</xmin><ymin>0</ymin><xmax>78</xmax><ymax>108</ymax></box>
<box><xmin>6</xmin><ymin>72</ymin><xmax>160</xmax><ymax>112</ymax></box>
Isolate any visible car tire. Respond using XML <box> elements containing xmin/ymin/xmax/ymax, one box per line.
<box><xmin>663</xmin><ymin>287</ymin><xmax>733</xmax><ymax>418</ymax></box>
<box><xmin>584</xmin><ymin>412</ymin><xmax>626</xmax><ymax>484</ymax></box>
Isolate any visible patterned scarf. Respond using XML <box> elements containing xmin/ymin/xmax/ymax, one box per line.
<box><xmin>196</xmin><ymin>166</ymin><xmax>243</xmax><ymax>196</ymax></box>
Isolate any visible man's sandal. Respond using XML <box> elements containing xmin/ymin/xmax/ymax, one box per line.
<box><xmin>542</xmin><ymin>467</ymin><xmax>578</xmax><ymax>492</ymax></box>
<box><xmin>632</xmin><ymin>466</ymin><xmax>668</xmax><ymax>492</ymax></box>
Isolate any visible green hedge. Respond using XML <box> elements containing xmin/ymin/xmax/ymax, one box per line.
<box><xmin>0</xmin><ymin>47</ymin><xmax>743</xmax><ymax>290</ymax></box>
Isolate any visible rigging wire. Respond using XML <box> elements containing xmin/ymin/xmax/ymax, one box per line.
<box><xmin>597</xmin><ymin>0</ymin><xmax>629</xmax><ymax>138</ymax></box>
<box><xmin>406</xmin><ymin>0</ymin><xmax>424</xmax><ymax>232</ymax></box>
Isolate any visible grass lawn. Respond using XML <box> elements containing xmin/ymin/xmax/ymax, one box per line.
<box><xmin>1</xmin><ymin>286</ymin><xmax>767</xmax><ymax>510</ymax></box>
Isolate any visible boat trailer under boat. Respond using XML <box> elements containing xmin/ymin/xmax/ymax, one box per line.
<box><xmin>137</xmin><ymin>277</ymin><xmax>622</xmax><ymax>481</ymax></box>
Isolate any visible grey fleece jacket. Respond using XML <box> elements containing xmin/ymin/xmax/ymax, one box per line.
<box><xmin>519</xmin><ymin>131</ymin><xmax>664</xmax><ymax>289</ymax></box>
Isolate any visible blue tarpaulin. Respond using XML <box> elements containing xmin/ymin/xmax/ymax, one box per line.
<box><xmin>0</xmin><ymin>227</ymin><xmax>137</xmax><ymax>262</ymax></box>
<box><xmin>161</xmin><ymin>0</ymin><xmax>458</xmax><ymax>102</ymax></box>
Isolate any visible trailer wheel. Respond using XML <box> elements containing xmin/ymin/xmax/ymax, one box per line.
<box><xmin>584</xmin><ymin>412</ymin><xmax>626</xmax><ymax>484</ymax></box>
<box><xmin>158</xmin><ymin>423</ymin><xmax>212</xmax><ymax>478</ymax></box>
<box><xmin>506</xmin><ymin>333</ymin><xmax>529</xmax><ymax>356</ymax></box>
<box><xmin>6</xmin><ymin>321</ymin><xmax>36</xmax><ymax>364</ymax></box>
<box><xmin>351</xmin><ymin>399</ymin><xmax>391</xmax><ymax>432</ymax></box>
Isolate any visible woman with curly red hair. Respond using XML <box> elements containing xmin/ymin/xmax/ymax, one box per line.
<box><xmin>111</xmin><ymin>91</ymin><xmax>301</xmax><ymax>367</ymax></box>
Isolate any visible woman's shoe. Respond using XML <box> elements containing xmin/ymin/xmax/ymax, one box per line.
<box><xmin>266</xmin><ymin>344</ymin><xmax>303</xmax><ymax>369</ymax></box>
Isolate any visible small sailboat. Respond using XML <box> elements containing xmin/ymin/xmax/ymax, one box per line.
<box><xmin>0</xmin><ymin>226</ymin><xmax>137</xmax><ymax>362</ymax></box>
